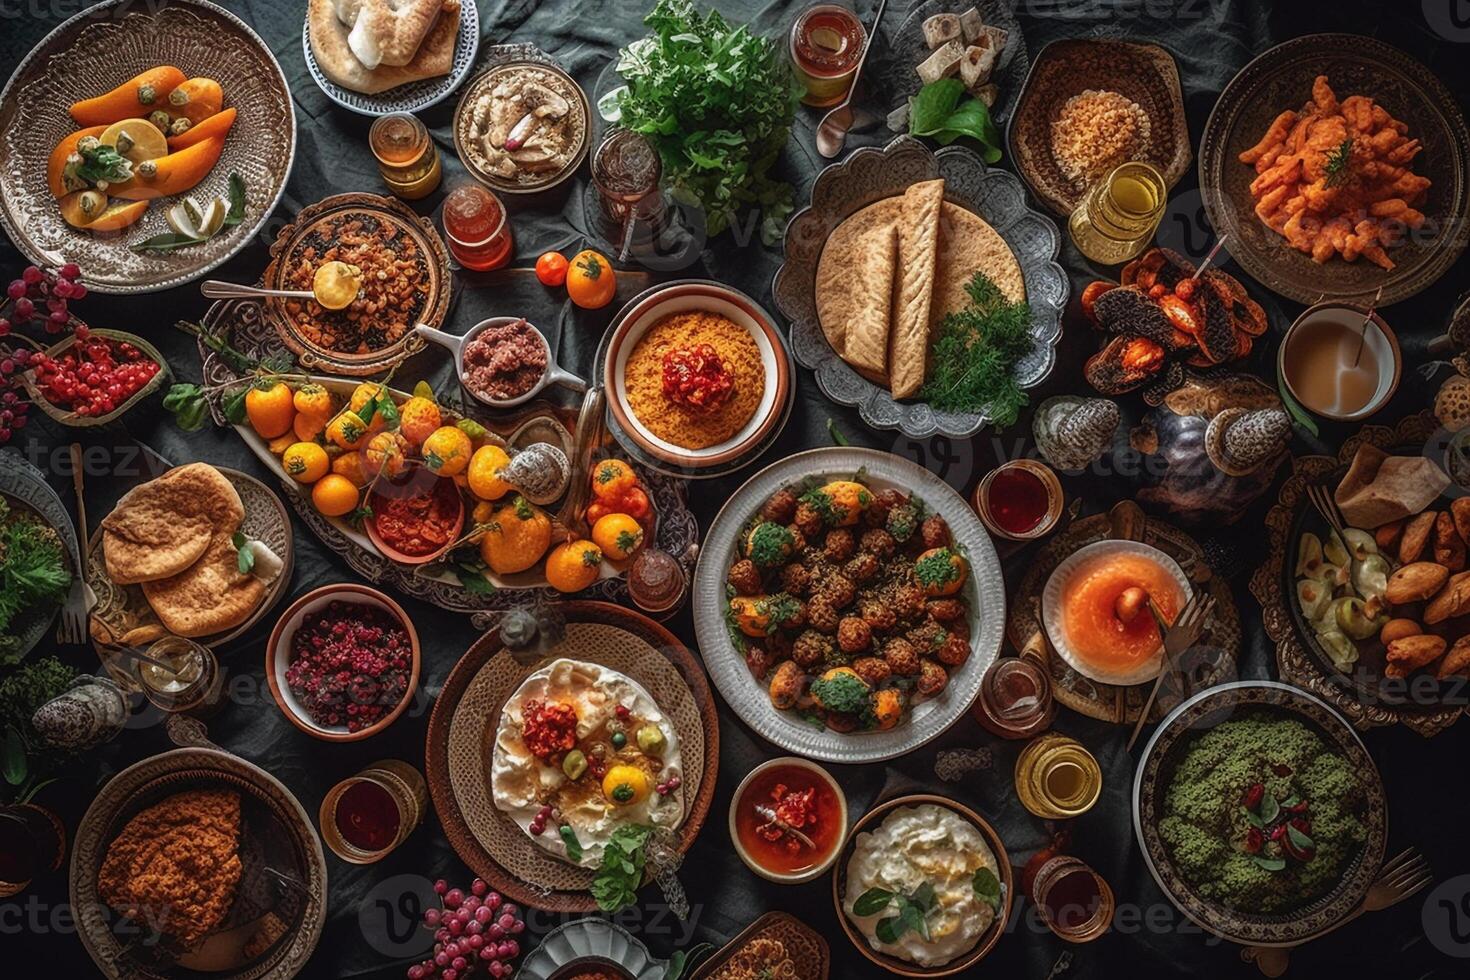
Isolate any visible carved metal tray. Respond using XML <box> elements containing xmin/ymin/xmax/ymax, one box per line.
<box><xmin>0</xmin><ymin>449</ymin><xmax>79</xmax><ymax>659</ymax></box>
<box><xmin>773</xmin><ymin>135</ymin><xmax>1066</xmax><ymax>439</ymax></box>
<box><xmin>0</xmin><ymin>0</ymin><xmax>296</xmax><ymax>294</ymax></box>
<box><xmin>1199</xmin><ymin>33</ymin><xmax>1470</xmax><ymax>306</ymax></box>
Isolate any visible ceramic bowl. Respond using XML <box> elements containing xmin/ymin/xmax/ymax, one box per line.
<box><xmin>728</xmin><ymin>756</ymin><xmax>848</xmax><ymax>884</ymax></box>
<box><xmin>1041</xmin><ymin>539</ymin><xmax>1191</xmax><ymax>687</ymax></box>
<box><xmin>363</xmin><ymin>469</ymin><xmax>466</xmax><ymax>566</ymax></box>
<box><xmin>603</xmin><ymin>280</ymin><xmax>789</xmax><ymax>471</ymax></box>
<box><xmin>832</xmin><ymin>793</ymin><xmax>1012</xmax><ymax>977</ymax></box>
<box><xmin>416</xmin><ymin>317</ymin><xmax>585</xmax><ymax>409</ymax></box>
<box><xmin>1279</xmin><ymin>301</ymin><xmax>1402</xmax><ymax>422</ymax></box>
<box><xmin>266</xmin><ymin>583</ymin><xmax>421</xmax><ymax>741</ymax></box>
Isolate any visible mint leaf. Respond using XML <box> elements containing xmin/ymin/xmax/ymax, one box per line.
<box><xmin>232</xmin><ymin>531</ymin><xmax>255</xmax><ymax>575</ymax></box>
<box><xmin>852</xmin><ymin>887</ymin><xmax>896</xmax><ymax>917</ymax></box>
<box><xmin>225</xmin><ymin>173</ymin><xmax>247</xmax><ymax>226</ymax></box>
<box><xmin>875</xmin><ymin>913</ymin><xmax>909</xmax><ymax>945</ymax></box>
<box><xmin>1286</xmin><ymin>824</ymin><xmax>1315</xmax><ymax>850</ymax></box>
<box><xmin>909</xmin><ymin>78</ymin><xmax>1002</xmax><ymax>162</ymax></box>
<box><xmin>972</xmin><ymin>866</ymin><xmax>1002</xmax><ymax>912</ymax></box>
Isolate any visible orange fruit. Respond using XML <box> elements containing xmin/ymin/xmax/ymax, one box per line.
<box><xmin>479</xmin><ymin>496</ymin><xmax>552</xmax><ymax>575</ymax></box>
<box><xmin>266</xmin><ymin>432</ymin><xmax>295</xmax><ymax>455</ymax></box>
<box><xmin>545</xmin><ymin>539</ymin><xmax>604</xmax><ymax>593</ymax></box>
<box><xmin>591</xmin><ymin>513</ymin><xmax>644</xmax><ymax>561</ymax></box>
<box><xmin>293</xmin><ymin>383</ymin><xmax>333</xmax><ymax>419</ymax></box>
<box><xmin>914</xmin><ymin>547</ymin><xmax>967</xmax><ymax>597</ymax></box>
<box><xmin>422</xmin><ymin>426</ymin><xmax>472</xmax><ymax>477</ymax></box>
<box><xmin>398</xmin><ymin>395</ymin><xmax>441</xmax><ymax>448</ymax></box>
<box><xmin>281</xmin><ymin>442</ymin><xmax>329</xmax><ymax>483</ymax></box>
<box><xmin>293</xmin><ymin>410</ymin><xmax>326</xmax><ymax>442</ymax></box>
<box><xmin>326</xmin><ymin>410</ymin><xmax>369</xmax><ymax>450</ymax></box>
<box><xmin>590</xmin><ymin>459</ymin><xmax>636</xmax><ymax>501</ymax></box>
<box><xmin>365</xmin><ymin>431</ymin><xmax>409</xmax><ymax>479</ymax></box>
<box><xmin>245</xmin><ymin>380</ymin><xmax>294</xmax><ymax>438</ymax></box>
<box><xmin>566</xmin><ymin>249</ymin><xmax>617</xmax><ymax>310</ymax></box>
<box><xmin>467</xmin><ymin>444</ymin><xmax>512</xmax><ymax>501</ymax></box>
<box><xmin>350</xmin><ymin>382</ymin><xmax>391</xmax><ymax>433</ymax></box>
<box><xmin>311</xmin><ymin>474</ymin><xmax>360</xmax><ymax>517</ymax></box>
<box><xmin>331</xmin><ymin>450</ymin><xmax>369</xmax><ymax>487</ymax></box>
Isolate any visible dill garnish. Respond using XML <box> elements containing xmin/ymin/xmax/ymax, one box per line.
<box><xmin>919</xmin><ymin>271</ymin><xmax>1033</xmax><ymax>425</ymax></box>
<box><xmin>1323</xmin><ymin>138</ymin><xmax>1354</xmax><ymax>188</ymax></box>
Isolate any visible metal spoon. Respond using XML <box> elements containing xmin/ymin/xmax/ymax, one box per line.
<box><xmin>815</xmin><ymin>0</ymin><xmax>888</xmax><ymax>159</ymax></box>
<box><xmin>200</xmin><ymin>261</ymin><xmax>362</xmax><ymax>311</ymax></box>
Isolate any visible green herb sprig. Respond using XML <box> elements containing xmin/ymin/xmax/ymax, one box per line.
<box><xmin>591</xmin><ymin>823</ymin><xmax>654</xmax><ymax>912</ymax></box>
<box><xmin>1323</xmin><ymin>138</ymin><xmax>1354</xmax><ymax>189</ymax></box>
<box><xmin>919</xmin><ymin>270</ymin><xmax>1034</xmax><ymax>425</ymax></box>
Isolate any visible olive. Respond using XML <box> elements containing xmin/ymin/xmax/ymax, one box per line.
<box><xmin>561</xmin><ymin>750</ymin><xmax>587</xmax><ymax>780</ymax></box>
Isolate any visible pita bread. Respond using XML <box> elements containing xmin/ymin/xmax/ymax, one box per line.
<box><xmin>931</xmin><ymin>202</ymin><xmax>1026</xmax><ymax>327</ymax></box>
<box><xmin>889</xmin><ymin>180</ymin><xmax>945</xmax><ymax>399</ymax></box>
<box><xmin>814</xmin><ymin>198</ymin><xmax>902</xmax><ymax>368</ymax></box>
<box><xmin>309</xmin><ymin>0</ymin><xmax>458</xmax><ymax>95</ymax></box>
<box><xmin>101</xmin><ymin>464</ymin><xmax>244</xmax><ymax>584</ymax></box>
<box><xmin>141</xmin><ymin>533</ymin><xmax>266</xmax><ymax>638</ymax></box>
<box><xmin>332</xmin><ymin>0</ymin><xmax>447</xmax><ymax>69</ymax></box>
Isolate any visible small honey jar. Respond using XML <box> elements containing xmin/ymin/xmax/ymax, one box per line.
<box><xmin>369</xmin><ymin>113</ymin><xmax>442</xmax><ymax>200</ymax></box>
<box><xmin>1014</xmin><ymin>732</ymin><xmax>1102</xmax><ymax>819</ymax></box>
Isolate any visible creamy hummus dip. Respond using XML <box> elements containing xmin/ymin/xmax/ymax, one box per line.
<box><xmin>843</xmin><ymin>803</ymin><xmax>998</xmax><ymax>968</ymax></box>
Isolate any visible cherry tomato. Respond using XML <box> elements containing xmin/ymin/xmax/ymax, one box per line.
<box><xmin>585</xmin><ymin>501</ymin><xmax>614</xmax><ymax>524</ymax></box>
<box><xmin>615</xmin><ymin>486</ymin><xmax>650</xmax><ymax>519</ymax></box>
<box><xmin>566</xmin><ymin>250</ymin><xmax>617</xmax><ymax>309</ymax></box>
<box><xmin>535</xmin><ymin>251</ymin><xmax>569</xmax><ymax>287</ymax></box>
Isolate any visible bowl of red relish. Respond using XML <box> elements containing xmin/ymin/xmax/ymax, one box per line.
<box><xmin>364</xmin><ymin>467</ymin><xmax>465</xmax><ymax>565</ymax></box>
<box><xmin>729</xmin><ymin>756</ymin><xmax>848</xmax><ymax>884</ymax></box>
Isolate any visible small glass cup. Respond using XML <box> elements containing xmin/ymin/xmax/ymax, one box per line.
<box><xmin>628</xmin><ymin>546</ymin><xmax>688</xmax><ymax>618</ymax></box>
<box><xmin>1030</xmin><ymin>855</ymin><xmax>1115</xmax><ymax>943</ymax></box>
<box><xmin>973</xmin><ymin>656</ymin><xmax>1055</xmax><ymax>740</ymax></box>
<box><xmin>138</xmin><ymin>636</ymin><xmax>224</xmax><ymax>717</ymax></box>
<box><xmin>319</xmin><ymin>759</ymin><xmax>427</xmax><ymax>864</ymax></box>
<box><xmin>442</xmin><ymin>181</ymin><xmax>514</xmax><ymax>271</ymax></box>
<box><xmin>369</xmin><ymin>113</ymin><xmax>442</xmax><ymax>200</ymax></box>
<box><xmin>0</xmin><ymin>804</ymin><xmax>66</xmax><ymax>898</ymax></box>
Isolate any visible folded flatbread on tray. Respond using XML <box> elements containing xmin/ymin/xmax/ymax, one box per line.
<box><xmin>309</xmin><ymin>0</ymin><xmax>459</xmax><ymax>95</ymax></box>
<box><xmin>141</xmin><ymin>532</ymin><xmax>267</xmax><ymax>638</ymax></box>
<box><xmin>332</xmin><ymin>0</ymin><xmax>447</xmax><ymax>69</ymax></box>
<box><xmin>813</xmin><ymin>177</ymin><xmax>1026</xmax><ymax>401</ymax></box>
<box><xmin>101</xmin><ymin>463</ymin><xmax>244</xmax><ymax>585</ymax></box>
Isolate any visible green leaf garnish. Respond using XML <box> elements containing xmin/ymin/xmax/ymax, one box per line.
<box><xmin>853</xmin><ymin>887</ymin><xmax>896</xmax><ymax>917</ymax></box>
<box><xmin>909</xmin><ymin>78</ymin><xmax>1002</xmax><ymax>162</ymax></box>
<box><xmin>918</xmin><ymin>270</ymin><xmax>1033</xmax><ymax>423</ymax></box>
<box><xmin>1251</xmin><ymin>855</ymin><xmax>1287</xmax><ymax>872</ymax></box>
<box><xmin>559</xmin><ymin>824</ymin><xmax>584</xmax><ymax>863</ymax></box>
<box><xmin>162</xmin><ymin>383</ymin><xmax>208</xmax><ymax>431</ymax></box>
<box><xmin>232</xmin><ymin>531</ymin><xmax>255</xmax><ymax>575</ymax></box>
<box><xmin>972</xmin><ymin>866</ymin><xmax>1003</xmax><ymax>912</ymax></box>
<box><xmin>224</xmin><ymin>173</ymin><xmax>247</xmax><ymax>226</ymax></box>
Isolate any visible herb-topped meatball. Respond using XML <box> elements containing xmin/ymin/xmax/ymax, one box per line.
<box><xmin>727</xmin><ymin>558</ymin><xmax>762</xmax><ymax>596</ymax></box>
<box><xmin>761</xmin><ymin>488</ymin><xmax>798</xmax><ymax>524</ymax></box>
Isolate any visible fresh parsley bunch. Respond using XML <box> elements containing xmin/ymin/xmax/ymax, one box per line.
<box><xmin>920</xmin><ymin>270</ymin><xmax>1034</xmax><ymax>425</ymax></box>
<box><xmin>615</xmin><ymin>0</ymin><xmax>802</xmax><ymax>241</ymax></box>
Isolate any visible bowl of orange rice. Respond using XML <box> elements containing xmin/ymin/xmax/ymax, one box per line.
<box><xmin>603</xmin><ymin>280</ymin><xmax>791</xmax><ymax>475</ymax></box>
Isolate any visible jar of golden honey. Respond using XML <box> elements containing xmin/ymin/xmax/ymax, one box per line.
<box><xmin>1014</xmin><ymin>733</ymin><xmax>1102</xmax><ymax>819</ymax></box>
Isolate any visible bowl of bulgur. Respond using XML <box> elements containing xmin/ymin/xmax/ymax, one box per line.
<box><xmin>603</xmin><ymin>280</ymin><xmax>790</xmax><ymax>471</ymax></box>
<box><xmin>261</xmin><ymin>193</ymin><xmax>452</xmax><ymax>377</ymax></box>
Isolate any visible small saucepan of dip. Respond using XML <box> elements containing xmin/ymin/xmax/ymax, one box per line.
<box><xmin>1279</xmin><ymin>301</ymin><xmax>1401</xmax><ymax>422</ymax></box>
<box><xmin>416</xmin><ymin>317</ymin><xmax>586</xmax><ymax>409</ymax></box>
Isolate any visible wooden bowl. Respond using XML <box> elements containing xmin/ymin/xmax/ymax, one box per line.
<box><xmin>20</xmin><ymin>327</ymin><xmax>171</xmax><ymax>428</ymax></box>
<box><xmin>832</xmin><ymin>794</ymin><xmax>1012</xmax><ymax>977</ymax></box>
<box><xmin>363</xmin><ymin>469</ymin><xmax>465</xmax><ymax>566</ymax></box>
<box><xmin>265</xmin><ymin>583</ymin><xmax>421</xmax><ymax>742</ymax></box>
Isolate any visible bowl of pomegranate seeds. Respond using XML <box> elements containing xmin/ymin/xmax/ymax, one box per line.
<box><xmin>20</xmin><ymin>326</ymin><xmax>169</xmax><ymax>427</ymax></box>
<box><xmin>267</xmin><ymin>583</ymin><xmax>421</xmax><ymax>741</ymax></box>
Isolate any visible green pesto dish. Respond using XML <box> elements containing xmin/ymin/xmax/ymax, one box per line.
<box><xmin>1158</xmin><ymin>712</ymin><xmax>1367</xmax><ymax>914</ymax></box>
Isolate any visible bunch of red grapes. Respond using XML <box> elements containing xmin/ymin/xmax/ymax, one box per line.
<box><xmin>406</xmin><ymin>877</ymin><xmax>526</xmax><ymax>980</ymax></box>
<box><xmin>0</xmin><ymin>263</ymin><xmax>88</xmax><ymax>443</ymax></box>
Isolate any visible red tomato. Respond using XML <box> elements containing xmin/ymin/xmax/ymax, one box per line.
<box><xmin>615</xmin><ymin>486</ymin><xmax>650</xmax><ymax>519</ymax></box>
<box><xmin>535</xmin><ymin>251</ymin><xmax>569</xmax><ymax>287</ymax></box>
<box><xmin>585</xmin><ymin>501</ymin><xmax>614</xmax><ymax>524</ymax></box>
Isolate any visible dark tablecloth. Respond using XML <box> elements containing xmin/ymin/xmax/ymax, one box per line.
<box><xmin>4</xmin><ymin>1</ymin><xmax>1469</xmax><ymax>977</ymax></box>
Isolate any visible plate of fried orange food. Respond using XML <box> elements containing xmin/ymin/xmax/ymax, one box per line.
<box><xmin>1199</xmin><ymin>33</ymin><xmax>1469</xmax><ymax>306</ymax></box>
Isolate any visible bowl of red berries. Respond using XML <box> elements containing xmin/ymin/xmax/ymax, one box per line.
<box><xmin>266</xmin><ymin>583</ymin><xmax>421</xmax><ymax>741</ymax></box>
<box><xmin>22</xmin><ymin>326</ymin><xmax>168</xmax><ymax>427</ymax></box>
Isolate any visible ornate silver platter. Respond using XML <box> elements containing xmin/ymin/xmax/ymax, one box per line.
<box><xmin>300</xmin><ymin>0</ymin><xmax>480</xmax><ymax>116</ymax></box>
<box><xmin>0</xmin><ymin>0</ymin><xmax>296</xmax><ymax>294</ymax></box>
<box><xmin>1134</xmin><ymin>681</ymin><xmax>1388</xmax><ymax>948</ymax></box>
<box><xmin>517</xmin><ymin>917</ymin><xmax>665</xmax><ymax>980</ymax></box>
<box><xmin>691</xmin><ymin>447</ymin><xmax>1004</xmax><ymax>764</ymax></box>
<box><xmin>0</xmin><ymin>449</ymin><xmax>79</xmax><ymax>659</ymax></box>
<box><xmin>773</xmin><ymin>135</ymin><xmax>1066</xmax><ymax>439</ymax></box>
<box><xmin>70</xmin><ymin>746</ymin><xmax>327</xmax><ymax>979</ymax></box>
<box><xmin>194</xmin><ymin>299</ymin><xmax>699</xmax><ymax>622</ymax></box>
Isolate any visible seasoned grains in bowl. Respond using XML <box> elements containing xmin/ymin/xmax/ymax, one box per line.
<box><xmin>624</xmin><ymin>311</ymin><xmax>764</xmax><ymax>449</ymax></box>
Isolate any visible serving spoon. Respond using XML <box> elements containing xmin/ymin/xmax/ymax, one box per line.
<box><xmin>814</xmin><ymin>0</ymin><xmax>888</xmax><ymax>159</ymax></box>
<box><xmin>200</xmin><ymin>261</ymin><xmax>363</xmax><ymax>311</ymax></box>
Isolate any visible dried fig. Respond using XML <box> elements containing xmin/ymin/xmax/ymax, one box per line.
<box><xmin>1379</xmin><ymin>618</ymin><xmax>1423</xmax><ymax>645</ymax></box>
<box><xmin>1385</xmin><ymin>633</ymin><xmax>1447</xmax><ymax>678</ymax></box>
<box><xmin>1384</xmin><ymin>562</ymin><xmax>1451</xmax><ymax>604</ymax></box>
<box><xmin>1437</xmin><ymin>635</ymin><xmax>1470</xmax><ymax>679</ymax></box>
<box><xmin>1399</xmin><ymin>511</ymin><xmax>1437</xmax><ymax>564</ymax></box>
<box><xmin>1435</xmin><ymin>512</ymin><xmax>1467</xmax><ymax>571</ymax></box>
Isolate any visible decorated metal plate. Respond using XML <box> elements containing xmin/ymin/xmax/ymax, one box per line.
<box><xmin>773</xmin><ymin>135</ymin><xmax>1066</xmax><ymax>440</ymax></box>
<box><xmin>0</xmin><ymin>449</ymin><xmax>79</xmax><ymax>659</ymax></box>
<box><xmin>0</xmin><ymin>0</ymin><xmax>295</xmax><ymax>294</ymax></box>
<box><xmin>1134</xmin><ymin>681</ymin><xmax>1388</xmax><ymax>947</ymax></box>
<box><xmin>1008</xmin><ymin>513</ymin><xmax>1242</xmax><ymax>725</ymax></box>
<box><xmin>691</xmin><ymin>448</ymin><xmax>1004</xmax><ymax>764</ymax></box>
<box><xmin>517</xmin><ymin>917</ymin><xmax>665</xmax><ymax>980</ymax></box>
<box><xmin>300</xmin><ymin>0</ymin><xmax>480</xmax><ymax>116</ymax></box>
<box><xmin>1199</xmin><ymin>33</ymin><xmax>1470</xmax><ymax>306</ymax></box>
<box><xmin>693</xmin><ymin>911</ymin><xmax>830</xmax><ymax>980</ymax></box>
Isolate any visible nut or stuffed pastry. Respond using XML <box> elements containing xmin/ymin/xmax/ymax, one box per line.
<box><xmin>1435</xmin><ymin>511</ymin><xmax>1467</xmax><ymax>571</ymax></box>
<box><xmin>1437</xmin><ymin>635</ymin><xmax>1470</xmax><ymax>678</ymax></box>
<box><xmin>1399</xmin><ymin>511</ymin><xmax>1437</xmax><ymax>564</ymax></box>
<box><xmin>1425</xmin><ymin>571</ymin><xmax>1470</xmax><ymax>625</ymax></box>
<box><xmin>1375</xmin><ymin>519</ymin><xmax>1404</xmax><ymax>551</ymax></box>
<box><xmin>1379</xmin><ymin>618</ymin><xmax>1422</xmax><ymax>645</ymax></box>
<box><xmin>1453</xmin><ymin>497</ymin><xmax>1470</xmax><ymax>550</ymax></box>
<box><xmin>1384</xmin><ymin>561</ymin><xmax>1450</xmax><ymax>604</ymax></box>
<box><xmin>1385</xmin><ymin>633</ymin><xmax>1446</xmax><ymax>677</ymax></box>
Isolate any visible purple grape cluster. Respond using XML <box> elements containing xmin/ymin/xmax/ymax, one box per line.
<box><xmin>1</xmin><ymin>262</ymin><xmax>88</xmax><ymax>443</ymax></box>
<box><xmin>406</xmin><ymin>877</ymin><xmax>526</xmax><ymax>980</ymax></box>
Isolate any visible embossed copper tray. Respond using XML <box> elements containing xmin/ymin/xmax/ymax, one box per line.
<box><xmin>1251</xmin><ymin>411</ymin><xmax>1469</xmax><ymax>736</ymax></box>
<box><xmin>1199</xmin><ymin>33</ymin><xmax>1470</xmax><ymax>305</ymax></box>
<box><xmin>1134</xmin><ymin>681</ymin><xmax>1387</xmax><ymax>947</ymax></box>
<box><xmin>1006</xmin><ymin>38</ymin><xmax>1191</xmax><ymax>217</ymax></box>
<box><xmin>1007</xmin><ymin>512</ymin><xmax>1242</xmax><ymax>725</ymax></box>
<box><xmin>693</xmin><ymin>911</ymin><xmax>830</xmax><ymax>980</ymax></box>
<box><xmin>0</xmin><ymin>0</ymin><xmax>295</xmax><ymax>294</ymax></box>
<box><xmin>424</xmin><ymin>602</ymin><xmax>720</xmax><ymax>914</ymax></box>
<box><xmin>260</xmin><ymin>193</ymin><xmax>451</xmax><ymax>376</ymax></box>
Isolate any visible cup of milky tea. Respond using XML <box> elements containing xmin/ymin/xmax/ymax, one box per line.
<box><xmin>1279</xmin><ymin>301</ymin><xmax>1401</xmax><ymax>422</ymax></box>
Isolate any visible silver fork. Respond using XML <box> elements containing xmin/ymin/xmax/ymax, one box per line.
<box><xmin>56</xmin><ymin>443</ymin><xmax>93</xmax><ymax>645</ymax></box>
<box><xmin>1243</xmin><ymin>847</ymin><xmax>1432</xmax><ymax>977</ymax></box>
<box><xmin>1127</xmin><ymin>592</ymin><xmax>1216</xmax><ymax>752</ymax></box>
<box><xmin>1306</xmin><ymin>482</ymin><xmax>1360</xmax><ymax>584</ymax></box>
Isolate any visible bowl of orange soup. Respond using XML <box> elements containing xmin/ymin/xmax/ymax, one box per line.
<box><xmin>729</xmin><ymin>757</ymin><xmax>847</xmax><ymax>884</ymax></box>
<box><xmin>1041</xmin><ymin>541</ymin><xmax>1190</xmax><ymax>685</ymax></box>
